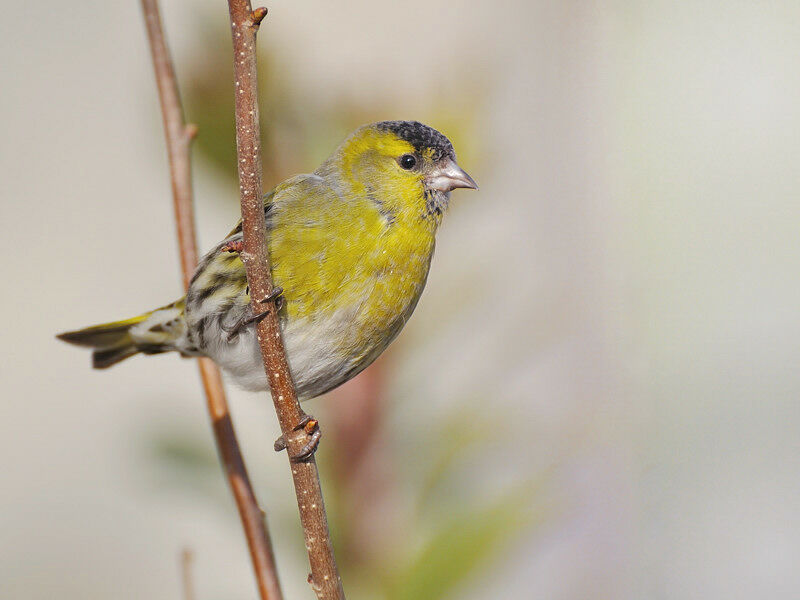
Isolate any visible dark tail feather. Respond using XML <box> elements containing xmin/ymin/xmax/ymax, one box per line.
<box><xmin>92</xmin><ymin>345</ymin><xmax>140</xmax><ymax>369</ymax></box>
<box><xmin>57</xmin><ymin>314</ymin><xmax>149</xmax><ymax>369</ymax></box>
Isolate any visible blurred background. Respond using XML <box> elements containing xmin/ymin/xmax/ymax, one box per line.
<box><xmin>2</xmin><ymin>1</ymin><xmax>799</xmax><ymax>598</ymax></box>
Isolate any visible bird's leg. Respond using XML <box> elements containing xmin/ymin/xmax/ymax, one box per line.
<box><xmin>222</xmin><ymin>287</ymin><xmax>284</xmax><ymax>341</ymax></box>
<box><xmin>274</xmin><ymin>413</ymin><xmax>322</xmax><ymax>462</ymax></box>
<box><xmin>220</xmin><ymin>239</ymin><xmax>244</xmax><ymax>254</ymax></box>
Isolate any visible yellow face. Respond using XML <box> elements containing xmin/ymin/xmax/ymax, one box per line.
<box><xmin>337</xmin><ymin>128</ymin><xmax>425</xmax><ymax>220</ymax></box>
<box><xmin>327</xmin><ymin>122</ymin><xmax>477</xmax><ymax>225</ymax></box>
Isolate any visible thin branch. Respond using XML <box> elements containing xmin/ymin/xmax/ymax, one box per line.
<box><xmin>180</xmin><ymin>548</ymin><xmax>195</xmax><ymax>600</ymax></box>
<box><xmin>140</xmin><ymin>2</ymin><xmax>283</xmax><ymax>599</ymax></box>
<box><xmin>225</xmin><ymin>2</ymin><xmax>345</xmax><ymax>598</ymax></box>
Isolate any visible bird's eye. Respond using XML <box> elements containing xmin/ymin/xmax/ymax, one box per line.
<box><xmin>399</xmin><ymin>154</ymin><xmax>417</xmax><ymax>170</ymax></box>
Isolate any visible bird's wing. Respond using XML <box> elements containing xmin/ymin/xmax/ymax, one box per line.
<box><xmin>224</xmin><ymin>173</ymin><xmax>339</xmax><ymax>237</ymax></box>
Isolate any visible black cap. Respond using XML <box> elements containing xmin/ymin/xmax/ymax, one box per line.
<box><xmin>375</xmin><ymin>120</ymin><xmax>455</xmax><ymax>162</ymax></box>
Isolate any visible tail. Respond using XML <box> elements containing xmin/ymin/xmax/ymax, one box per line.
<box><xmin>57</xmin><ymin>301</ymin><xmax>186</xmax><ymax>369</ymax></box>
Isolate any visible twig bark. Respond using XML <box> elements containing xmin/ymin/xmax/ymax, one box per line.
<box><xmin>225</xmin><ymin>2</ymin><xmax>345</xmax><ymax>598</ymax></box>
<box><xmin>180</xmin><ymin>548</ymin><xmax>195</xmax><ymax>600</ymax></box>
<box><xmin>140</xmin><ymin>2</ymin><xmax>283</xmax><ymax>599</ymax></box>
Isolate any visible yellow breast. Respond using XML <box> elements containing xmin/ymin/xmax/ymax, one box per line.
<box><xmin>267</xmin><ymin>174</ymin><xmax>436</xmax><ymax>363</ymax></box>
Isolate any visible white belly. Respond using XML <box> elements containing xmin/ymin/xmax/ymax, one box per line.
<box><xmin>199</xmin><ymin>305</ymin><xmax>368</xmax><ymax>399</ymax></box>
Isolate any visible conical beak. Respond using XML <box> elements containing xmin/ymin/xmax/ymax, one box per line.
<box><xmin>427</xmin><ymin>159</ymin><xmax>478</xmax><ymax>192</ymax></box>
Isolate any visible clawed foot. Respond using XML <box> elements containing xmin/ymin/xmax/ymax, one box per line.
<box><xmin>221</xmin><ymin>287</ymin><xmax>284</xmax><ymax>342</ymax></box>
<box><xmin>274</xmin><ymin>414</ymin><xmax>321</xmax><ymax>462</ymax></box>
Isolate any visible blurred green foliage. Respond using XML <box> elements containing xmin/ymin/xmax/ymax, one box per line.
<box><xmin>149</xmin><ymin>415</ymin><xmax>548</xmax><ymax>600</ymax></box>
<box><xmin>384</xmin><ymin>489</ymin><xmax>542</xmax><ymax>600</ymax></box>
<box><xmin>322</xmin><ymin>411</ymin><xmax>549</xmax><ymax>600</ymax></box>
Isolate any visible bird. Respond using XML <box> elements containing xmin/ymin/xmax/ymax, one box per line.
<box><xmin>57</xmin><ymin>120</ymin><xmax>477</xmax><ymax>403</ymax></box>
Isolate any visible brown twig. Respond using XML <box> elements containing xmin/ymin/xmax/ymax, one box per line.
<box><xmin>225</xmin><ymin>2</ymin><xmax>345</xmax><ymax>598</ymax></box>
<box><xmin>140</xmin><ymin>2</ymin><xmax>283</xmax><ymax>599</ymax></box>
<box><xmin>180</xmin><ymin>548</ymin><xmax>195</xmax><ymax>600</ymax></box>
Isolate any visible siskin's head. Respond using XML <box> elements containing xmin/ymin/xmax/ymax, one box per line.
<box><xmin>323</xmin><ymin>120</ymin><xmax>477</xmax><ymax>222</ymax></box>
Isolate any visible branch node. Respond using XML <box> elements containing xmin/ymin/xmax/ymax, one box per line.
<box><xmin>308</xmin><ymin>573</ymin><xmax>324</xmax><ymax>595</ymax></box>
<box><xmin>250</xmin><ymin>7</ymin><xmax>268</xmax><ymax>28</ymax></box>
<box><xmin>185</xmin><ymin>123</ymin><xmax>199</xmax><ymax>141</ymax></box>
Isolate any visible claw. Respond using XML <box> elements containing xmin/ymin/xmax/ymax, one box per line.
<box><xmin>221</xmin><ymin>305</ymin><xmax>270</xmax><ymax>341</ymax></box>
<box><xmin>260</xmin><ymin>286</ymin><xmax>284</xmax><ymax>311</ymax></box>
<box><xmin>222</xmin><ymin>287</ymin><xmax>284</xmax><ymax>342</ymax></box>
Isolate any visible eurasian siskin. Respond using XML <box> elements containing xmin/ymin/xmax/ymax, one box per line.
<box><xmin>58</xmin><ymin>120</ymin><xmax>477</xmax><ymax>398</ymax></box>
